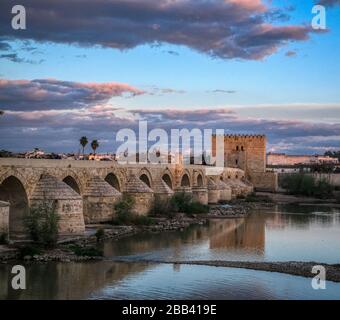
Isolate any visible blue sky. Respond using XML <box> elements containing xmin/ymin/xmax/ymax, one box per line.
<box><xmin>0</xmin><ymin>0</ymin><xmax>340</xmax><ymax>154</ymax></box>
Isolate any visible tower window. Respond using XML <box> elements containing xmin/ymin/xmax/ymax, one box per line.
<box><xmin>236</xmin><ymin>146</ymin><xmax>239</xmax><ymax>151</ymax></box>
<box><xmin>241</xmin><ymin>146</ymin><xmax>244</xmax><ymax>151</ymax></box>
<box><xmin>235</xmin><ymin>159</ymin><xmax>238</xmax><ymax>165</ymax></box>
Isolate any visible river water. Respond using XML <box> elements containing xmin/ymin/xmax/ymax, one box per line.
<box><xmin>1</xmin><ymin>204</ymin><xmax>340</xmax><ymax>300</ymax></box>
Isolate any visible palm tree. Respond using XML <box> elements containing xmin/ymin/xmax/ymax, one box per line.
<box><xmin>91</xmin><ymin>140</ymin><xmax>99</xmax><ymax>156</ymax></box>
<box><xmin>79</xmin><ymin>136</ymin><xmax>88</xmax><ymax>157</ymax></box>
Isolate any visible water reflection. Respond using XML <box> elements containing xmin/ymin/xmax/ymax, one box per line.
<box><xmin>1</xmin><ymin>204</ymin><xmax>340</xmax><ymax>300</ymax></box>
<box><xmin>0</xmin><ymin>261</ymin><xmax>150</xmax><ymax>300</ymax></box>
<box><xmin>104</xmin><ymin>204</ymin><xmax>340</xmax><ymax>263</ymax></box>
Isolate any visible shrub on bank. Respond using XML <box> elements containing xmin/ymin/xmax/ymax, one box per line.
<box><xmin>95</xmin><ymin>228</ymin><xmax>105</xmax><ymax>242</ymax></box>
<box><xmin>150</xmin><ymin>195</ymin><xmax>177</xmax><ymax>218</ymax></box>
<box><xmin>18</xmin><ymin>245</ymin><xmax>42</xmax><ymax>259</ymax></box>
<box><xmin>281</xmin><ymin>174</ymin><xmax>334</xmax><ymax>199</ymax></box>
<box><xmin>170</xmin><ymin>192</ymin><xmax>209</xmax><ymax>214</ymax></box>
<box><xmin>151</xmin><ymin>192</ymin><xmax>209</xmax><ymax>216</ymax></box>
<box><xmin>0</xmin><ymin>232</ymin><xmax>8</xmax><ymax>245</ymax></box>
<box><xmin>24</xmin><ymin>201</ymin><xmax>60</xmax><ymax>248</ymax></box>
<box><xmin>112</xmin><ymin>196</ymin><xmax>155</xmax><ymax>226</ymax></box>
<box><xmin>245</xmin><ymin>193</ymin><xmax>273</xmax><ymax>203</ymax></box>
<box><xmin>68</xmin><ymin>244</ymin><xmax>103</xmax><ymax>257</ymax></box>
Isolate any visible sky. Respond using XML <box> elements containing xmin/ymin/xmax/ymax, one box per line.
<box><xmin>0</xmin><ymin>0</ymin><xmax>339</xmax><ymax>155</ymax></box>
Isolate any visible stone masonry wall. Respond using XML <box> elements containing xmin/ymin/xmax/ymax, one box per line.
<box><xmin>249</xmin><ymin>171</ymin><xmax>278</xmax><ymax>192</ymax></box>
<box><xmin>0</xmin><ymin>201</ymin><xmax>9</xmax><ymax>236</ymax></box>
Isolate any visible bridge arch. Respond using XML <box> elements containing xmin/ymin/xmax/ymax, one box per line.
<box><xmin>138</xmin><ymin>168</ymin><xmax>153</xmax><ymax>189</ymax></box>
<box><xmin>0</xmin><ymin>175</ymin><xmax>29</xmax><ymax>239</ymax></box>
<box><xmin>196</xmin><ymin>174</ymin><xmax>204</xmax><ymax>187</ymax></box>
<box><xmin>180</xmin><ymin>172</ymin><xmax>191</xmax><ymax>187</ymax></box>
<box><xmin>162</xmin><ymin>174</ymin><xmax>173</xmax><ymax>190</ymax></box>
<box><xmin>105</xmin><ymin>172</ymin><xmax>122</xmax><ymax>192</ymax></box>
<box><xmin>63</xmin><ymin>176</ymin><xmax>81</xmax><ymax>195</ymax></box>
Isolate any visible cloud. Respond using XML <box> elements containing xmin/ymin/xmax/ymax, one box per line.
<box><xmin>208</xmin><ymin>89</ymin><xmax>237</xmax><ymax>94</ymax></box>
<box><xmin>285</xmin><ymin>50</ymin><xmax>296</xmax><ymax>57</ymax></box>
<box><xmin>1</xmin><ymin>105</ymin><xmax>340</xmax><ymax>154</ymax></box>
<box><xmin>317</xmin><ymin>0</ymin><xmax>340</xmax><ymax>6</ymax></box>
<box><xmin>0</xmin><ymin>52</ymin><xmax>44</xmax><ymax>64</ymax></box>
<box><xmin>2</xmin><ymin>105</ymin><xmax>340</xmax><ymax>154</ymax></box>
<box><xmin>0</xmin><ymin>41</ymin><xmax>11</xmax><ymax>51</ymax></box>
<box><xmin>0</xmin><ymin>0</ymin><xmax>318</xmax><ymax>60</ymax></box>
<box><xmin>0</xmin><ymin>78</ymin><xmax>145</xmax><ymax>111</ymax></box>
<box><xmin>164</xmin><ymin>50</ymin><xmax>179</xmax><ymax>56</ymax></box>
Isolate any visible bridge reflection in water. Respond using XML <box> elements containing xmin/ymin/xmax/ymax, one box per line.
<box><xmin>0</xmin><ymin>215</ymin><xmax>268</xmax><ymax>300</ymax></box>
<box><xmin>103</xmin><ymin>215</ymin><xmax>267</xmax><ymax>262</ymax></box>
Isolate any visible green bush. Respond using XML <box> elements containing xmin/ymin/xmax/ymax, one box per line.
<box><xmin>113</xmin><ymin>195</ymin><xmax>134</xmax><ymax>224</ymax></box>
<box><xmin>18</xmin><ymin>245</ymin><xmax>42</xmax><ymax>258</ymax></box>
<box><xmin>112</xmin><ymin>196</ymin><xmax>155</xmax><ymax>226</ymax></box>
<box><xmin>150</xmin><ymin>195</ymin><xmax>177</xmax><ymax>218</ymax></box>
<box><xmin>169</xmin><ymin>192</ymin><xmax>209</xmax><ymax>215</ymax></box>
<box><xmin>186</xmin><ymin>201</ymin><xmax>209</xmax><ymax>214</ymax></box>
<box><xmin>0</xmin><ymin>232</ymin><xmax>8</xmax><ymax>245</ymax></box>
<box><xmin>69</xmin><ymin>244</ymin><xmax>103</xmax><ymax>257</ymax></box>
<box><xmin>25</xmin><ymin>201</ymin><xmax>60</xmax><ymax>248</ymax></box>
<box><xmin>169</xmin><ymin>192</ymin><xmax>193</xmax><ymax>213</ymax></box>
<box><xmin>281</xmin><ymin>174</ymin><xmax>334</xmax><ymax>199</ymax></box>
<box><xmin>95</xmin><ymin>228</ymin><xmax>105</xmax><ymax>242</ymax></box>
<box><xmin>245</xmin><ymin>192</ymin><xmax>274</xmax><ymax>203</ymax></box>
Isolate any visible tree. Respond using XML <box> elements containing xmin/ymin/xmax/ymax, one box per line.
<box><xmin>79</xmin><ymin>136</ymin><xmax>88</xmax><ymax>157</ymax></box>
<box><xmin>325</xmin><ymin>150</ymin><xmax>340</xmax><ymax>161</ymax></box>
<box><xmin>91</xmin><ymin>140</ymin><xmax>99</xmax><ymax>155</ymax></box>
<box><xmin>0</xmin><ymin>111</ymin><xmax>4</xmax><ymax>116</ymax></box>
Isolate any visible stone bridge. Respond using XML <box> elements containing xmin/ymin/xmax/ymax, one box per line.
<box><xmin>0</xmin><ymin>158</ymin><xmax>253</xmax><ymax>240</ymax></box>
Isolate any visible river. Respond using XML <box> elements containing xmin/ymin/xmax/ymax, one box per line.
<box><xmin>1</xmin><ymin>204</ymin><xmax>340</xmax><ymax>300</ymax></box>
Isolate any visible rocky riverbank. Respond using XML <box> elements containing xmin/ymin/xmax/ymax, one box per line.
<box><xmin>0</xmin><ymin>215</ymin><xmax>207</xmax><ymax>263</ymax></box>
<box><xmin>208</xmin><ymin>199</ymin><xmax>275</xmax><ymax>218</ymax></box>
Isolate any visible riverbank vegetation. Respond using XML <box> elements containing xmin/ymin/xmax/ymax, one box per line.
<box><xmin>24</xmin><ymin>201</ymin><xmax>60</xmax><ymax>248</ymax></box>
<box><xmin>112</xmin><ymin>195</ymin><xmax>154</xmax><ymax>226</ymax></box>
<box><xmin>0</xmin><ymin>232</ymin><xmax>8</xmax><ymax>245</ymax></box>
<box><xmin>281</xmin><ymin>174</ymin><xmax>334</xmax><ymax>199</ymax></box>
<box><xmin>244</xmin><ymin>193</ymin><xmax>274</xmax><ymax>203</ymax></box>
<box><xmin>151</xmin><ymin>192</ymin><xmax>209</xmax><ymax>217</ymax></box>
<box><xmin>112</xmin><ymin>193</ymin><xmax>209</xmax><ymax>226</ymax></box>
<box><xmin>67</xmin><ymin>244</ymin><xmax>103</xmax><ymax>257</ymax></box>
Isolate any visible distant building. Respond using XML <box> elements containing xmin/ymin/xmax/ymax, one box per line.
<box><xmin>88</xmin><ymin>153</ymin><xmax>116</xmax><ymax>161</ymax></box>
<box><xmin>267</xmin><ymin>153</ymin><xmax>339</xmax><ymax>166</ymax></box>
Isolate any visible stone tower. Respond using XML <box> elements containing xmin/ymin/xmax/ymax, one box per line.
<box><xmin>212</xmin><ymin>134</ymin><xmax>277</xmax><ymax>192</ymax></box>
<box><xmin>212</xmin><ymin>134</ymin><xmax>266</xmax><ymax>175</ymax></box>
